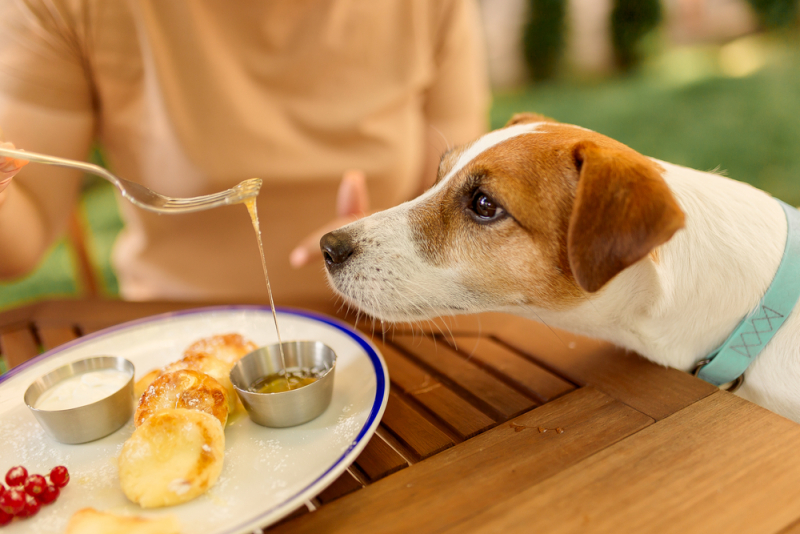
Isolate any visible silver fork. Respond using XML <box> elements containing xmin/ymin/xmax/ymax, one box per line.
<box><xmin>0</xmin><ymin>147</ymin><xmax>261</xmax><ymax>214</ymax></box>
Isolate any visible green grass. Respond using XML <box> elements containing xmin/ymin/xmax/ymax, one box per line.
<box><xmin>3</xmin><ymin>37</ymin><xmax>800</xmax><ymax>312</ymax></box>
<box><xmin>491</xmin><ymin>37</ymin><xmax>800</xmax><ymax>204</ymax></box>
<box><xmin>0</xmin><ymin>239</ymin><xmax>82</xmax><ymax>310</ymax></box>
<box><xmin>0</xmin><ymin>178</ymin><xmax>123</xmax><ymax>311</ymax></box>
<box><xmin>80</xmin><ymin>177</ymin><xmax>123</xmax><ymax>297</ymax></box>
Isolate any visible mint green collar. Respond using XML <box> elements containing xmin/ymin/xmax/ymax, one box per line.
<box><xmin>695</xmin><ymin>199</ymin><xmax>800</xmax><ymax>387</ymax></box>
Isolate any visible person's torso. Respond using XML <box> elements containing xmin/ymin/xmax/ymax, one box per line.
<box><xmin>80</xmin><ymin>0</ymin><xmax>441</xmax><ymax>301</ymax></box>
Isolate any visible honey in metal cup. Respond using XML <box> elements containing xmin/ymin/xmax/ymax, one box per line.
<box><xmin>24</xmin><ymin>356</ymin><xmax>135</xmax><ymax>444</ymax></box>
<box><xmin>230</xmin><ymin>341</ymin><xmax>336</xmax><ymax>427</ymax></box>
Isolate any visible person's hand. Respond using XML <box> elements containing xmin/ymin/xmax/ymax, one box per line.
<box><xmin>290</xmin><ymin>169</ymin><xmax>370</xmax><ymax>268</ymax></box>
<box><xmin>0</xmin><ymin>142</ymin><xmax>28</xmax><ymax>205</ymax></box>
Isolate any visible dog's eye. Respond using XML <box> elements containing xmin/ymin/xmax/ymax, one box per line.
<box><xmin>470</xmin><ymin>191</ymin><xmax>505</xmax><ymax>221</ymax></box>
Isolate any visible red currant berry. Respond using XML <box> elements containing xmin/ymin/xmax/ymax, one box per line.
<box><xmin>0</xmin><ymin>483</ymin><xmax>5</xmax><ymax>497</ymax></box>
<box><xmin>20</xmin><ymin>494</ymin><xmax>40</xmax><ymax>517</ymax></box>
<box><xmin>36</xmin><ymin>484</ymin><xmax>59</xmax><ymax>505</ymax></box>
<box><xmin>0</xmin><ymin>509</ymin><xmax>11</xmax><ymax>526</ymax></box>
<box><xmin>5</xmin><ymin>466</ymin><xmax>27</xmax><ymax>488</ymax></box>
<box><xmin>0</xmin><ymin>488</ymin><xmax>25</xmax><ymax>515</ymax></box>
<box><xmin>49</xmin><ymin>466</ymin><xmax>69</xmax><ymax>488</ymax></box>
<box><xmin>24</xmin><ymin>474</ymin><xmax>47</xmax><ymax>497</ymax></box>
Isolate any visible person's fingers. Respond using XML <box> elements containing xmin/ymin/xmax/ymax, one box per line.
<box><xmin>0</xmin><ymin>173</ymin><xmax>14</xmax><ymax>207</ymax></box>
<box><xmin>0</xmin><ymin>143</ymin><xmax>28</xmax><ymax>194</ymax></box>
<box><xmin>0</xmin><ymin>161</ymin><xmax>27</xmax><ymax>175</ymax></box>
<box><xmin>336</xmin><ymin>169</ymin><xmax>369</xmax><ymax>217</ymax></box>
<box><xmin>0</xmin><ymin>142</ymin><xmax>28</xmax><ymax>179</ymax></box>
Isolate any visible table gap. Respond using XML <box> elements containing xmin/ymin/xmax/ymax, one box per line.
<box><xmin>380</xmin><ymin>392</ymin><xmax>456</xmax><ymax>461</ymax></box>
<box><xmin>346</xmin><ymin>463</ymin><xmax>371</xmax><ymax>487</ymax></box>
<box><xmin>437</xmin><ymin>334</ymin><xmax>567</xmax><ymax>404</ymax></box>
<box><xmin>385</xmin><ymin>338</ymin><xmax>504</xmax><ymax>421</ymax></box>
<box><xmin>388</xmin><ymin>385</ymin><xmax>467</xmax><ymax>445</ymax></box>
<box><xmin>375</xmin><ymin>425</ymin><xmax>418</xmax><ymax>466</ymax></box>
<box><xmin>388</xmin><ymin>336</ymin><xmax>533</xmax><ymax>421</ymax></box>
<box><xmin>489</xmin><ymin>334</ymin><xmax>583</xmax><ymax>387</ymax></box>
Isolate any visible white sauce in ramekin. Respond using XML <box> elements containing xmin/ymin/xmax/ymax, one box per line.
<box><xmin>35</xmin><ymin>369</ymin><xmax>130</xmax><ymax>411</ymax></box>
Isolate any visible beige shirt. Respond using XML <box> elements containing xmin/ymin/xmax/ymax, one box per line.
<box><xmin>0</xmin><ymin>0</ymin><xmax>489</xmax><ymax>303</ymax></box>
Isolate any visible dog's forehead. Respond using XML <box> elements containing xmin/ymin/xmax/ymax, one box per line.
<box><xmin>434</xmin><ymin>122</ymin><xmax>594</xmax><ymax>191</ymax></box>
<box><xmin>439</xmin><ymin>123</ymin><xmax>546</xmax><ymax>184</ymax></box>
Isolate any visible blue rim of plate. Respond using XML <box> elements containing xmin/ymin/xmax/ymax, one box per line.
<box><xmin>0</xmin><ymin>305</ymin><xmax>388</xmax><ymax>533</ymax></box>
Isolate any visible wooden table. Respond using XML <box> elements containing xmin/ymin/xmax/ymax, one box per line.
<box><xmin>3</xmin><ymin>298</ymin><xmax>800</xmax><ymax>533</ymax></box>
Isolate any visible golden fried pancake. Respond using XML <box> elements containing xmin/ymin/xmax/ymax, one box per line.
<box><xmin>134</xmin><ymin>369</ymin><xmax>162</xmax><ymax>400</ymax></box>
<box><xmin>119</xmin><ymin>409</ymin><xmax>225</xmax><ymax>508</ymax></box>
<box><xmin>136</xmin><ymin>369</ymin><xmax>228</xmax><ymax>428</ymax></box>
<box><xmin>65</xmin><ymin>508</ymin><xmax>180</xmax><ymax>534</ymax></box>
<box><xmin>184</xmin><ymin>333</ymin><xmax>257</xmax><ymax>365</ymax></box>
<box><xmin>162</xmin><ymin>353</ymin><xmax>237</xmax><ymax>413</ymax></box>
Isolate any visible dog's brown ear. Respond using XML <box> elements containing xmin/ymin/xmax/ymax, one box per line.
<box><xmin>567</xmin><ymin>141</ymin><xmax>685</xmax><ymax>293</ymax></box>
<box><xmin>505</xmin><ymin>112</ymin><xmax>557</xmax><ymax>127</ymax></box>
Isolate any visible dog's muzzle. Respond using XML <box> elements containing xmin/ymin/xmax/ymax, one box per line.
<box><xmin>320</xmin><ymin>230</ymin><xmax>356</xmax><ymax>272</ymax></box>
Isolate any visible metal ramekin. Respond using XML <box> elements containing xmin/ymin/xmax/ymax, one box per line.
<box><xmin>230</xmin><ymin>341</ymin><xmax>336</xmax><ymax>428</ymax></box>
<box><xmin>24</xmin><ymin>356</ymin><xmax>135</xmax><ymax>444</ymax></box>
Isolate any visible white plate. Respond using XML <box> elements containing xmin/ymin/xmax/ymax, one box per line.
<box><xmin>0</xmin><ymin>306</ymin><xmax>388</xmax><ymax>533</ymax></box>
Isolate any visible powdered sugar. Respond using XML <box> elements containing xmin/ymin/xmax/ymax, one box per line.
<box><xmin>0</xmin><ymin>416</ymin><xmax>73</xmax><ymax>470</ymax></box>
<box><xmin>332</xmin><ymin>405</ymin><xmax>361</xmax><ymax>451</ymax></box>
<box><xmin>0</xmin><ymin>307</ymin><xmax>386</xmax><ymax>533</ymax></box>
<box><xmin>168</xmin><ymin>478</ymin><xmax>191</xmax><ymax>495</ymax></box>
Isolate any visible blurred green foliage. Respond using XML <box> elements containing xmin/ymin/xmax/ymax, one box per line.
<box><xmin>746</xmin><ymin>0</ymin><xmax>799</xmax><ymax>29</ymax></box>
<box><xmin>0</xmin><ymin>239</ymin><xmax>80</xmax><ymax>309</ymax></box>
<box><xmin>493</xmin><ymin>41</ymin><xmax>800</xmax><ymax>206</ymax></box>
<box><xmin>0</xmin><ymin>172</ymin><xmax>123</xmax><ymax>311</ymax></box>
<box><xmin>522</xmin><ymin>0</ymin><xmax>567</xmax><ymax>80</ymax></box>
<box><xmin>523</xmin><ymin>0</ymin><xmax>663</xmax><ymax>80</ymax></box>
<box><xmin>611</xmin><ymin>0</ymin><xmax>663</xmax><ymax>71</ymax></box>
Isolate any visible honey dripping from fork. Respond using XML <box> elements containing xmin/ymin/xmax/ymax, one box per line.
<box><xmin>244</xmin><ymin>197</ymin><xmax>288</xmax><ymax>382</ymax></box>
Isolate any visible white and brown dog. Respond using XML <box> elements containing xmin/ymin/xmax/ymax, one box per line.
<box><xmin>320</xmin><ymin>113</ymin><xmax>800</xmax><ymax>423</ymax></box>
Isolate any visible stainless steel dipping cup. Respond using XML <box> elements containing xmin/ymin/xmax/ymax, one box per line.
<box><xmin>230</xmin><ymin>341</ymin><xmax>337</xmax><ymax>427</ymax></box>
<box><xmin>24</xmin><ymin>356</ymin><xmax>135</xmax><ymax>444</ymax></box>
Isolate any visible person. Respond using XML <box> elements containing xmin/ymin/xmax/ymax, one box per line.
<box><xmin>0</xmin><ymin>0</ymin><xmax>489</xmax><ymax>305</ymax></box>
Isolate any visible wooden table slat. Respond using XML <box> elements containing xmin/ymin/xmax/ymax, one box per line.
<box><xmin>352</xmin><ymin>431</ymin><xmax>409</xmax><ymax>482</ymax></box>
<box><xmin>37</xmin><ymin>325</ymin><xmax>79</xmax><ymax>352</ymax></box>
<box><xmin>375</xmin><ymin>340</ymin><xmax>495</xmax><ymax>439</ymax></box>
<box><xmin>493</xmin><ymin>322</ymin><xmax>718</xmax><ymax>420</ymax></box>
<box><xmin>391</xmin><ymin>335</ymin><xmax>535</xmax><ymax>420</ymax></box>
<box><xmin>315</xmin><ymin>470</ymin><xmax>364</xmax><ymax>505</ymax></box>
<box><xmin>5</xmin><ymin>301</ymin><xmax>800</xmax><ymax>534</ymax></box>
<box><xmin>269</xmin><ymin>505</ymin><xmax>309</xmax><ymax>530</ymax></box>
<box><xmin>381</xmin><ymin>391</ymin><xmax>455</xmax><ymax>460</ymax></box>
<box><xmin>0</xmin><ymin>327</ymin><xmax>40</xmax><ymax>370</ymax></box>
<box><xmin>78</xmin><ymin>323</ymin><xmax>114</xmax><ymax>336</ymax></box>
<box><xmin>443</xmin><ymin>392</ymin><xmax>800</xmax><ymax>534</ymax></box>
<box><xmin>450</xmin><ymin>335</ymin><xmax>575</xmax><ymax>402</ymax></box>
<box><xmin>269</xmin><ymin>387</ymin><xmax>653</xmax><ymax>534</ymax></box>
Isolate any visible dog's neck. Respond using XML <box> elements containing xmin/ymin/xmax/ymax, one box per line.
<box><xmin>514</xmin><ymin>161</ymin><xmax>787</xmax><ymax>372</ymax></box>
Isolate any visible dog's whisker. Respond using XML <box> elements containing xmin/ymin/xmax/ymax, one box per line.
<box><xmin>566</xmin><ymin>275</ymin><xmax>603</xmax><ymax>316</ymax></box>
<box><xmin>318</xmin><ymin>113</ymin><xmax>800</xmax><ymax>426</ymax></box>
<box><xmin>400</xmin><ymin>280</ymin><xmax>459</xmax><ymax>347</ymax></box>
<box><xmin>394</xmin><ymin>283</ymin><xmax>439</xmax><ymax>338</ymax></box>
<box><xmin>524</xmin><ymin>306</ymin><xmax>571</xmax><ymax>351</ymax></box>
<box><xmin>429</xmin><ymin>124</ymin><xmax>453</xmax><ymax>152</ymax></box>
<box><xmin>438</xmin><ymin>315</ymin><xmax>458</xmax><ymax>352</ymax></box>
<box><xmin>460</xmin><ymin>314</ymin><xmax>483</xmax><ymax>360</ymax></box>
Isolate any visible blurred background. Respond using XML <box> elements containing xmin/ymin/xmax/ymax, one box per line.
<box><xmin>1</xmin><ymin>0</ymin><xmax>799</xmax><ymax>312</ymax></box>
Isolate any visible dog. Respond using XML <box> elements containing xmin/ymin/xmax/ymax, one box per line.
<box><xmin>320</xmin><ymin>113</ymin><xmax>800</xmax><ymax>424</ymax></box>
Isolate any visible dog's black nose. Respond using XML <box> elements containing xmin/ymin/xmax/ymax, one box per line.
<box><xmin>320</xmin><ymin>231</ymin><xmax>356</xmax><ymax>270</ymax></box>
